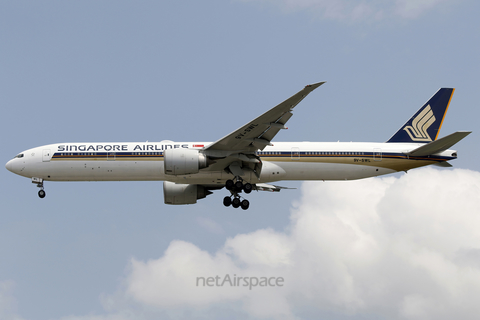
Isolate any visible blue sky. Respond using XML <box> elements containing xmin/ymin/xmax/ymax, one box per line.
<box><xmin>1</xmin><ymin>1</ymin><xmax>479</xmax><ymax>319</ymax></box>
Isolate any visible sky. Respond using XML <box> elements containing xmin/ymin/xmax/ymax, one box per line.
<box><xmin>1</xmin><ymin>0</ymin><xmax>479</xmax><ymax>319</ymax></box>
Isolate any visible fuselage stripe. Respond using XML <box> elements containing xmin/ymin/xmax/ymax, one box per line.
<box><xmin>51</xmin><ymin>151</ymin><xmax>453</xmax><ymax>162</ymax></box>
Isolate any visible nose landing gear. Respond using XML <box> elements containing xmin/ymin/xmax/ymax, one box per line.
<box><xmin>223</xmin><ymin>177</ymin><xmax>252</xmax><ymax>210</ymax></box>
<box><xmin>32</xmin><ymin>177</ymin><xmax>46</xmax><ymax>199</ymax></box>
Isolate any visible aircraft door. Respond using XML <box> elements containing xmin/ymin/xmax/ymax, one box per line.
<box><xmin>373</xmin><ymin>148</ymin><xmax>382</xmax><ymax>161</ymax></box>
<box><xmin>42</xmin><ymin>149</ymin><xmax>51</xmax><ymax>162</ymax></box>
<box><xmin>291</xmin><ymin>147</ymin><xmax>300</xmax><ymax>160</ymax></box>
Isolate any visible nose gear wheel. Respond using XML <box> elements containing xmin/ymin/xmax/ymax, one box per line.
<box><xmin>33</xmin><ymin>178</ymin><xmax>46</xmax><ymax>199</ymax></box>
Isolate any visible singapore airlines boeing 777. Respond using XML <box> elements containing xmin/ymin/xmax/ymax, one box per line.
<box><xmin>5</xmin><ymin>82</ymin><xmax>471</xmax><ymax>210</ymax></box>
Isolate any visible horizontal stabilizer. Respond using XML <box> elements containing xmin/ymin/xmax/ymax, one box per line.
<box><xmin>407</xmin><ymin>131</ymin><xmax>471</xmax><ymax>157</ymax></box>
<box><xmin>254</xmin><ymin>183</ymin><xmax>295</xmax><ymax>192</ymax></box>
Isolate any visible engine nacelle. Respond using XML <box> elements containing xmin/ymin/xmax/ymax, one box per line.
<box><xmin>164</xmin><ymin>148</ymin><xmax>208</xmax><ymax>175</ymax></box>
<box><xmin>163</xmin><ymin>181</ymin><xmax>211</xmax><ymax>205</ymax></box>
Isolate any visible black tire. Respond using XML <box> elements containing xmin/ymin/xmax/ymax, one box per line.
<box><xmin>225</xmin><ymin>179</ymin><xmax>234</xmax><ymax>190</ymax></box>
<box><xmin>223</xmin><ymin>196</ymin><xmax>232</xmax><ymax>207</ymax></box>
<box><xmin>38</xmin><ymin>190</ymin><xmax>46</xmax><ymax>198</ymax></box>
<box><xmin>241</xmin><ymin>199</ymin><xmax>250</xmax><ymax>210</ymax></box>
<box><xmin>244</xmin><ymin>183</ymin><xmax>253</xmax><ymax>194</ymax></box>
<box><xmin>235</xmin><ymin>180</ymin><xmax>243</xmax><ymax>191</ymax></box>
<box><xmin>232</xmin><ymin>197</ymin><xmax>241</xmax><ymax>208</ymax></box>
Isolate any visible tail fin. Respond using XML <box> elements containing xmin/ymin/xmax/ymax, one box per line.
<box><xmin>387</xmin><ymin>88</ymin><xmax>455</xmax><ymax>143</ymax></box>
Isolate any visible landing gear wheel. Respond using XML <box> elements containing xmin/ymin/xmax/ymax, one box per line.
<box><xmin>38</xmin><ymin>189</ymin><xmax>46</xmax><ymax>199</ymax></box>
<box><xmin>241</xmin><ymin>199</ymin><xmax>250</xmax><ymax>210</ymax></box>
<box><xmin>223</xmin><ymin>196</ymin><xmax>232</xmax><ymax>207</ymax></box>
<box><xmin>243</xmin><ymin>183</ymin><xmax>253</xmax><ymax>194</ymax></box>
<box><xmin>234</xmin><ymin>180</ymin><xmax>243</xmax><ymax>191</ymax></box>
<box><xmin>225</xmin><ymin>179</ymin><xmax>234</xmax><ymax>190</ymax></box>
<box><xmin>232</xmin><ymin>197</ymin><xmax>241</xmax><ymax>208</ymax></box>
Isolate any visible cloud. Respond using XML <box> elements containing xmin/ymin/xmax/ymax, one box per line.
<box><xmin>118</xmin><ymin>168</ymin><xmax>480</xmax><ymax>319</ymax></box>
<box><xmin>394</xmin><ymin>0</ymin><xmax>449</xmax><ymax>19</ymax></box>
<box><xmin>59</xmin><ymin>314</ymin><xmax>135</xmax><ymax>320</ymax></box>
<box><xmin>57</xmin><ymin>167</ymin><xmax>480</xmax><ymax>319</ymax></box>
<box><xmin>0</xmin><ymin>281</ymin><xmax>25</xmax><ymax>320</ymax></box>
<box><xmin>238</xmin><ymin>0</ymin><xmax>453</xmax><ymax>21</ymax></box>
<box><xmin>196</xmin><ymin>216</ymin><xmax>225</xmax><ymax>235</ymax></box>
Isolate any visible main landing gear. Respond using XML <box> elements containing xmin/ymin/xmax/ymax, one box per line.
<box><xmin>223</xmin><ymin>178</ymin><xmax>252</xmax><ymax>210</ymax></box>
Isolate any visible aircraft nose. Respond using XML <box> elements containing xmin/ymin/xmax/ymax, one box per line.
<box><xmin>5</xmin><ymin>159</ymin><xmax>14</xmax><ymax>173</ymax></box>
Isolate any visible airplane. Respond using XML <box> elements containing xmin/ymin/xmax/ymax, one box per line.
<box><xmin>5</xmin><ymin>82</ymin><xmax>471</xmax><ymax>210</ymax></box>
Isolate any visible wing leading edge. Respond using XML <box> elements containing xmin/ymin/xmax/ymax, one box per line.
<box><xmin>204</xmin><ymin>82</ymin><xmax>325</xmax><ymax>154</ymax></box>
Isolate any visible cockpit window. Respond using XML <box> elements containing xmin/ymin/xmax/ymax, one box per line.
<box><xmin>14</xmin><ymin>153</ymin><xmax>24</xmax><ymax>158</ymax></box>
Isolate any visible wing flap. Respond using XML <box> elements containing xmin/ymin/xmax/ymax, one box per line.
<box><xmin>254</xmin><ymin>183</ymin><xmax>295</xmax><ymax>192</ymax></box>
<box><xmin>259</xmin><ymin>112</ymin><xmax>293</xmax><ymax>143</ymax></box>
<box><xmin>433</xmin><ymin>161</ymin><xmax>453</xmax><ymax>167</ymax></box>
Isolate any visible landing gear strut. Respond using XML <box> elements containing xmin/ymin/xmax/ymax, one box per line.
<box><xmin>224</xmin><ymin>177</ymin><xmax>252</xmax><ymax>210</ymax></box>
<box><xmin>33</xmin><ymin>178</ymin><xmax>46</xmax><ymax>199</ymax></box>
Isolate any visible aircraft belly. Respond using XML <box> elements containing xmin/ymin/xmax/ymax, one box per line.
<box><xmin>43</xmin><ymin>160</ymin><xmax>165</xmax><ymax>181</ymax></box>
<box><xmin>166</xmin><ymin>171</ymin><xmax>237</xmax><ymax>186</ymax></box>
<box><xmin>273</xmin><ymin>161</ymin><xmax>396</xmax><ymax>181</ymax></box>
<box><xmin>167</xmin><ymin>161</ymin><xmax>398</xmax><ymax>184</ymax></box>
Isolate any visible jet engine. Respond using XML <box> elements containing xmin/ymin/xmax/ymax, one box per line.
<box><xmin>163</xmin><ymin>181</ymin><xmax>211</xmax><ymax>205</ymax></box>
<box><xmin>164</xmin><ymin>148</ymin><xmax>208</xmax><ymax>175</ymax></box>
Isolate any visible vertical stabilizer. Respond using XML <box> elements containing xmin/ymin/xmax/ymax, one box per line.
<box><xmin>387</xmin><ymin>88</ymin><xmax>454</xmax><ymax>143</ymax></box>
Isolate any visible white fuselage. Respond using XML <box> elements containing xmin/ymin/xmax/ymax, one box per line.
<box><xmin>5</xmin><ymin>140</ymin><xmax>456</xmax><ymax>187</ymax></box>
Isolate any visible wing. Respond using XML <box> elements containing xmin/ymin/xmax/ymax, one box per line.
<box><xmin>204</xmin><ymin>82</ymin><xmax>325</xmax><ymax>154</ymax></box>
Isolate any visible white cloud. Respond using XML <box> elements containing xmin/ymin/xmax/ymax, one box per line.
<box><xmin>196</xmin><ymin>216</ymin><xmax>225</xmax><ymax>235</ymax></box>
<box><xmin>58</xmin><ymin>167</ymin><xmax>480</xmax><ymax>319</ymax></box>
<box><xmin>394</xmin><ymin>0</ymin><xmax>449</xmax><ymax>19</ymax></box>
<box><xmin>59</xmin><ymin>314</ymin><xmax>135</xmax><ymax>320</ymax></box>
<box><xmin>126</xmin><ymin>240</ymin><xmax>243</xmax><ymax>308</ymax></box>
<box><xmin>119</xmin><ymin>168</ymin><xmax>480</xmax><ymax>319</ymax></box>
<box><xmin>0</xmin><ymin>281</ymin><xmax>25</xmax><ymax>320</ymax></box>
<box><xmin>239</xmin><ymin>0</ymin><xmax>453</xmax><ymax>21</ymax></box>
